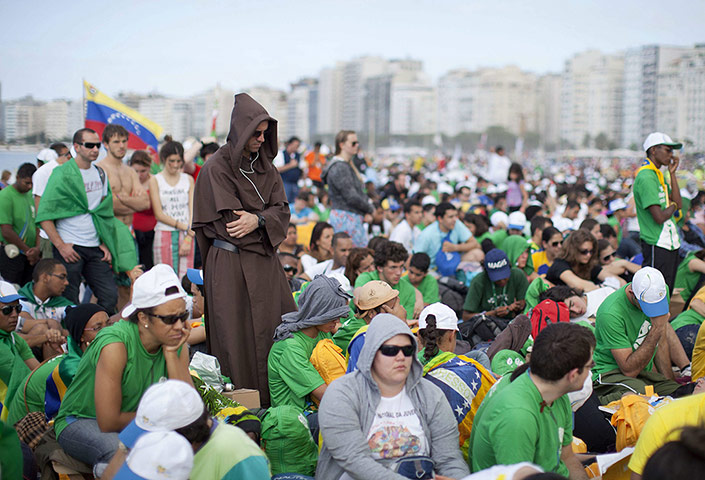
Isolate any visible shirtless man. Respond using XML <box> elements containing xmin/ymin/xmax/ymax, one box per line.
<box><xmin>96</xmin><ymin>124</ymin><xmax>150</xmax><ymax>226</ymax></box>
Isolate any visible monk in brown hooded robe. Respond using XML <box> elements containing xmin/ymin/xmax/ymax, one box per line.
<box><xmin>192</xmin><ymin>93</ymin><xmax>296</xmax><ymax>406</ymax></box>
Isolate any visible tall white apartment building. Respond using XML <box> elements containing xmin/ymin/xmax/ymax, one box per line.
<box><xmin>45</xmin><ymin>99</ymin><xmax>83</xmax><ymax>141</ymax></box>
<box><xmin>245</xmin><ymin>86</ymin><xmax>288</xmax><ymax>143</ymax></box>
<box><xmin>536</xmin><ymin>74</ymin><xmax>562</xmax><ymax>148</ymax></box>
<box><xmin>288</xmin><ymin>77</ymin><xmax>318</xmax><ymax>144</ymax></box>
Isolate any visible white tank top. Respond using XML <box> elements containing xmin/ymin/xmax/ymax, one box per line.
<box><xmin>154</xmin><ymin>172</ymin><xmax>190</xmax><ymax>231</ymax></box>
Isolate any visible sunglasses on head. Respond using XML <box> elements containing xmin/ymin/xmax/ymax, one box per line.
<box><xmin>578</xmin><ymin>248</ymin><xmax>594</xmax><ymax>256</ymax></box>
<box><xmin>80</xmin><ymin>142</ymin><xmax>101</xmax><ymax>150</ymax></box>
<box><xmin>148</xmin><ymin>311</ymin><xmax>189</xmax><ymax>325</ymax></box>
<box><xmin>379</xmin><ymin>344</ymin><xmax>415</xmax><ymax>357</ymax></box>
<box><xmin>1</xmin><ymin>304</ymin><xmax>22</xmax><ymax>315</ymax></box>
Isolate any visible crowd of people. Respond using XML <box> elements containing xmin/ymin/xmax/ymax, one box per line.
<box><xmin>2</xmin><ymin>93</ymin><xmax>705</xmax><ymax>480</ymax></box>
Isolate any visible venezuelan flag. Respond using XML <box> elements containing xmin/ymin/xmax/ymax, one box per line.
<box><xmin>84</xmin><ymin>81</ymin><xmax>163</xmax><ymax>155</ymax></box>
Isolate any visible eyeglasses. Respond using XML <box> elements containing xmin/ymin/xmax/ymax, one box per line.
<box><xmin>282</xmin><ymin>265</ymin><xmax>297</xmax><ymax>273</ymax></box>
<box><xmin>379</xmin><ymin>344</ymin><xmax>415</xmax><ymax>357</ymax></box>
<box><xmin>1</xmin><ymin>304</ymin><xmax>22</xmax><ymax>315</ymax></box>
<box><xmin>601</xmin><ymin>253</ymin><xmax>614</xmax><ymax>262</ymax></box>
<box><xmin>148</xmin><ymin>311</ymin><xmax>189</xmax><ymax>325</ymax></box>
<box><xmin>83</xmin><ymin>323</ymin><xmax>107</xmax><ymax>332</ymax></box>
<box><xmin>51</xmin><ymin>273</ymin><xmax>68</xmax><ymax>280</ymax></box>
<box><xmin>252</xmin><ymin>129</ymin><xmax>266</xmax><ymax>139</ymax></box>
<box><xmin>80</xmin><ymin>142</ymin><xmax>101</xmax><ymax>150</ymax></box>
<box><xmin>578</xmin><ymin>248</ymin><xmax>594</xmax><ymax>256</ymax></box>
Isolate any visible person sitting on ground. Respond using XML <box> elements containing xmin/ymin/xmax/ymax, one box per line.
<box><xmin>400</xmin><ymin>252</ymin><xmax>440</xmax><ymax>305</ymax></box>
<box><xmin>289</xmin><ymin>191</ymin><xmax>319</xmax><ymax>225</ymax></box>
<box><xmin>414</xmin><ymin>202</ymin><xmax>484</xmax><ymax>271</ymax></box>
<box><xmin>640</xmin><ymin>426</ymin><xmax>705</xmax><ymax>480</ymax></box>
<box><xmin>671</xmin><ymin>283</ymin><xmax>705</xmax><ymax>359</ymax></box>
<box><xmin>597</xmin><ymin>239</ymin><xmax>640</xmax><ymax>281</ymax></box>
<box><xmin>343</xmin><ymin>247</ymin><xmax>375</xmax><ymax>286</ymax></box>
<box><xmin>390</xmin><ymin>199</ymin><xmax>423</xmax><ymax>253</ymax></box>
<box><xmin>278</xmin><ymin>222</ymin><xmax>305</xmax><ymax>257</ymax></box>
<box><xmin>579</xmin><ymin>218</ymin><xmax>603</xmax><ymax>241</ymax></box>
<box><xmin>365</xmin><ymin>201</ymin><xmax>393</xmax><ymax>238</ymax></box>
<box><xmin>300</xmin><ymin>221</ymin><xmax>334</xmax><ymax>272</ymax></box>
<box><xmin>468</xmin><ymin>323</ymin><xmax>595</xmax><ymax>478</ymax></box>
<box><xmin>355</xmin><ymin>240</ymin><xmax>418</xmax><ymax>320</ymax></box>
<box><xmin>417</xmin><ymin>303</ymin><xmax>496</xmax><ymax>455</ymax></box>
<box><xmin>278</xmin><ymin>252</ymin><xmax>306</xmax><ymax>292</ymax></box>
<box><xmin>528</xmin><ymin>215</ymin><xmax>552</xmax><ymax>252</ymax></box>
<box><xmin>593</xmin><ymin>267</ymin><xmax>694</xmax><ymax>404</ymax></box>
<box><xmin>343</xmin><ymin>280</ymin><xmax>408</xmax><ymax>372</ymax></box>
<box><xmin>674</xmin><ymin>248</ymin><xmax>705</xmax><ymax>306</ymax></box>
<box><xmin>54</xmin><ymin>264</ymin><xmax>194</xmax><ymax>477</ymax></box>
<box><xmin>103</xmin><ymin>380</ymin><xmax>269</xmax><ymax>480</ymax></box>
<box><xmin>268</xmin><ymin>275</ymin><xmax>351</xmax><ymax>412</ymax></box>
<box><xmin>317</xmin><ymin>313</ymin><xmax>470</xmax><ymax>480</ymax></box>
<box><xmin>185</xmin><ymin>269</ymin><xmax>207</xmax><ymax>355</ymax></box>
<box><xmin>628</xmin><ymin>395</ymin><xmax>705</xmax><ymax>480</ymax></box>
<box><xmin>503</xmin><ymin>235</ymin><xmax>538</xmax><ymax>282</ymax></box>
<box><xmin>463</xmin><ymin>212</ymin><xmax>492</xmax><ymax>244</ymax></box>
<box><xmin>462</xmin><ymin>248</ymin><xmax>529</xmax><ymax>321</ymax></box>
<box><xmin>0</xmin><ymin>282</ymin><xmax>39</xmax><ymax>422</ymax></box>
<box><xmin>302</xmin><ymin>232</ymin><xmax>353</xmax><ymax>280</ymax></box>
<box><xmin>6</xmin><ymin>303</ymin><xmax>109</xmax><ymax>426</ymax></box>
<box><xmin>531</xmin><ymin>226</ymin><xmax>563</xmax><ymax>276</ymax></box>
<box><xmin>546</xmin><ymin>229</ymin><xmax>613</xmax><ymax>293</ymax></box>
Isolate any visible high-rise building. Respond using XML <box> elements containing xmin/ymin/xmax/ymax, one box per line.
<box><xmin>1</xmin><ymin>97</ymin><xmax>46</xmax><ymax>142</ymax></box>
<box><xmin>45</xmin><ymin>99</ymin><xmax>82</xmax><ymax>141</ymax></box>
<box><xmin>138</xmin><ymin>96</ymin><xmax>193</xmax><ymax>142</ymax></box>
<box><xmin>189</xmin><ymin>85</ymin><xmax>235</xmax><ymax>139</ymax></box>
<box><xmin>342</xmin><ymin>56</ymin><xmax>389</xmax><ymax>131</ymax></box>
<box><xmin>288</xmin><ymin>77</ymin><xmax>318</xmax><ymax>144</ymax></box>
<box><xmin>316</xmin><ymin>63</ymin><xmax>344</xmax><ymax>137</ymax></box>
<box><xmin>437</xmin><ymin>69</ymin><xmax>476</xmax><ymax>137</ymax></box>
<box><xmin>536</xmin><ymin>74</ymin><xmax>562</xmax><ymax>148</ymax></box>
<box><xmin>621</xmin><ymin>45</ymin><xmax>692</xmax><ymax>148</ymax></box>
<box><xmin>561</xmin><ymin>50</ymin><xmax>624</xmax><ymax>148</ymax></box>
<box><xmin>245</xmin><ymin>86</ymin><xmax>288</xmax><ymax>142</ymax></box>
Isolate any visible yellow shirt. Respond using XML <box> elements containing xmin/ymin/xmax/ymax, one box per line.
<box><xmin>628</xmin><ymin>393</ymin><xmax>705</xmax><ymax>475</ymax></box>
<box><xmin>692</xmin><ymin>318</ymin><xmax>705</xmax><ymax>381</ymax></box>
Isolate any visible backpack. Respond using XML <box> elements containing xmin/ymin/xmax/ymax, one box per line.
<box><xmin>436</xmin><ymin>233</ymin><xmax>462</xmax><ymax>277</ymax></box>
<box><xmin>529</xmin><ymin>299</ymin><xmax>570</xmax><ymax>339</ymax></box>
<box><xmin>458</xmin><ymin>314</ymin><xmax>510</xmax><ymax>348</ymax></box>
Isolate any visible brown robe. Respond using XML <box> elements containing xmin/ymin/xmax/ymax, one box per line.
<box><xmin>192</xmin><ymin>93</ymin><xmax>296</xmax><ymax>406</ymax></box>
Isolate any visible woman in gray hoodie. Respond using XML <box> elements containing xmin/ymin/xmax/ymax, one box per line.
<box><xmin>316</xmin><ymin>313</ymin><xmax>469</xmax><ymax>480</ymax></box>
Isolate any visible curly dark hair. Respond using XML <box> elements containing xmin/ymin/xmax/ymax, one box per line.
<box><xmin>373</xmin><ymin>241</ymin><xmax>408</xmax><ymax>268</ymax></box>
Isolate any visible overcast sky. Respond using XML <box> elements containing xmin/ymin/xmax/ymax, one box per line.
<box><xmin>1</xmin><ymin>0</ymin><xmax>703</xmax><ymax>101</ymax></box>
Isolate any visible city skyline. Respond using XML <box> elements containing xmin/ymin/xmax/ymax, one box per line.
<box><xmin>1</xmin><ymin>0</ymin><xmax>704</xmax><ymax>101</ymax></box>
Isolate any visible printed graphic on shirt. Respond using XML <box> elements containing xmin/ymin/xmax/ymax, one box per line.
<box><xmin>368</xmin><ymin>423</ymin><xmax>422</xmax><ymax>459</ymax></box>
<box><xmin>366</xmin><ymin>389</ymin><xmax>427</xmax><ymax>460</ymax></box>
<box><xmin>633</xmin><ymin>320</ymin><xmax>651</xmax><ymax>350</ymax></box>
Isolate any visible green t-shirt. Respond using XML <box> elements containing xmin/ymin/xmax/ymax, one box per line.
<box><xmin>0</xmin><ymin>330</ymin><xmax>33</xmax><ymax>422</ymax></box>
<box><xmin>488</xmin><ymin>230</ymin><xmax>508</xmax><ymax>249</ymax></box>
<box><xmin>192</xmin><ymin>421</ymin><xmax>271</xmax><ymax>480</ymax></box>
<box><xmin>0</xmin><ymin>184</ymin><xmax>36</xmax><ymax>247</ymax></box>
<box><xmin>593</xmin><ymin>285</ymin><xmax>656</xmax><ymax>377</ymax></box>
<box><xmin>675</xmin><ymin>252</ymin><xmax>700</xmax><ymax>303</ymax></box>
<box><xmin>354</xmin><ymin>271</ymin><xmax>415</xmax><ymax>319</ymax></box>
<box><xmin>523</xmin><ymin>277</ymin><xmax>549</xmax><ymax>315</ymax></box>
<box><xmin>469</xmin><ymin>372</ymin><xmax>572</xmax><ymax>476</ymax></box>
<box><xmin>333</xmin><ymin>312</ymin><xmax>366</xmax><ymax>353</ymax></box>
<box><xmin>607</xmin><ymin>217</ymin><xmax>623</xmax><ymax>243</ymax></box>
<box><xmin>267</xmin><ymin>331</ymin><xmax>327</xmax><ymax>411</ymax></box>
<box><xmin>0</xmin><ymin>419</ymin><xmax>22</xmax><ymax>480</ymax></box>
<box><xmin>54</xmin><ymin>320</ymin><xmax>173</xmax><ymax>438</ymax></box>
<box><xmin>463</xmin><ymin>268</ymin><xmax>529</xmax><ymax>318</ymax></box>
<box><xmin>633</xmin><ymin>168</ymin><xmax>679</xmax><ymax>250</ymax></box>
<box><xmin>6</xmin><ymin>354</ymin><xmax>65</xmax><ymax>426</ymax></box>
<box><xmin>671</xmin><ymin>309</ymin><xmax>704</xmax><ymax>332</ymax></box>
<box><xmin>400</xmin><ymin>274</ymin><xmax>440</xmax><ymax>305</ymax></box>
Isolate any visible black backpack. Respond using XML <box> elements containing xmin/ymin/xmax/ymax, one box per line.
<box><xmin>458</xmin><ymin>314</ymin><xmax>510</xmax><ymax>349</ymax></box>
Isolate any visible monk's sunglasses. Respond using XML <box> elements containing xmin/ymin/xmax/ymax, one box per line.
<box><xmin>1</xmin><ymin>304</ymin><xmax>22</xmax><ymax>315</ymax></box>
<box><xmin>147</xmin><ymin>311</ymin><xmax>189</xmax><ymax>325</ymax></box>
<box><xmin>379</xmin><ymin>345</ymin><xmax>415</xmax><ymax>357</ymax></box>
<box><xmin>252</xmin><ymin>130</ymin><xmax>266</xmax><ymax>138</ymax></box>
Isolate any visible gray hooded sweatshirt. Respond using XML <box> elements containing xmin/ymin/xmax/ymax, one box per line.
<box><xmin>315</xmin><ymin>314</ymin><xmax>469</xmax><ymax>480</ymax></box>
<box><xmin>321</xmin><ymin>157</ymin><xmax>373</xmax><ymax>216</ymax></box>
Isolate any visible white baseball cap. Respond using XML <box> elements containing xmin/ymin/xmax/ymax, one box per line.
<box><xmin>490</xmin><ymin>211</ymin><xmax>509</xmax><ymax>228</ymax></box>
<box><xmin>121</xmin><ymin>264</ymin><xmax>187</xmax><ymax>318</ymax></box>
<box><xmin>0</xmin><ymin>281</ymin><xmax>25</xmax><ymax>303</ymax></box>
<box><xmin>508</xmin><ymin>211</ymin><xmax>526</xmax><ymax>231</ymax></box>
<box><xmin>607</xmin><ymin>198</ymin><xmax>627</xmax><ymax>214</ymax></box>
<box><xmin>119</xmin><ymin>380</ymin><xmax>205</xmax><ymax>448</ymax></box>
<box><xmin>631</xmin><ymin>267</ymin><xmax>669</xmax><ymax>317</ymax></box>
<box><xmin>37</xmin><ymin>148</ymin><xmax>59</xmax><ymax>164</ymax></box>
<box><xmin>418</xmin><ymin>303</ymin><xmax>459</xmax><ymax>331</ymax></box>
<box><xmin>643</xmin><ymin>132</ymin><xmax>682</xmax><ymax>152</ymax></box>
<box><xmin>115</xmin><ymin>431</ymin><xmax>193</xmax><ymax>480</ymax></box>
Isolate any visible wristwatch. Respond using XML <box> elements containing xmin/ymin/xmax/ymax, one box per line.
<box><xmin>257</xmin><ymin>214</ymin><xmax>266</xmax><ymax>228</ymax></box>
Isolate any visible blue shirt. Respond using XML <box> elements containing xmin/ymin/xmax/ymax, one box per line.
<box><xmin>413</xmin><ymin>220</ymin><xmax>472</xmax><ymax>268</ymax></box>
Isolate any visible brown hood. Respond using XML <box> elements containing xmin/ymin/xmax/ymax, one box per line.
<box><xmin>226</xmin><ymin>93</ymin><xmax>278</xmax><ymax>171</ymax></box>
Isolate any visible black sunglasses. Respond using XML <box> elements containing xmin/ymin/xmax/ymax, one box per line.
<box><xmin>282</xmin><ymin>265</ymin><xmax>297</xmax><ymax>273</ymax></box>
<box><xmin>148</xmin><ymin>311</ymin><xmax>189</xmax><ymax>325</ymax></box>
<box><xmin>578</xmin><ymin>248</ymin><xmax>594</xmax><ymax>256</ymax></box>
<box><xmin>252</xmin><ymin>129</ymin><xmax>266</xmax><ymax>139</ymax></box>
<box><xmin>379</xmin><ymin>344</ymin><xmax>415</xmax><ymax>357</ymax></box>
<box><xmin>549</xmin><ymin>241</ymin><xmax>561</xmax><ymax>247</ymax></box>
<box><xmin>80</xmin><ymin>142</ymin><xmax>101</xmax><ymax>150</ymax></box>
<box><xmin>602</xmin><ymin>253</ymin><xmax>614</xmax><ymax>262</ymax></box>
<box><xmin>351</xmin><ymin>141</ymin><xmax>359</xmax><ymax>146</ymax></box>
<box><xmin>1</xmin><ymin>304</ymin><xmax>22</xmax><ymax>315</ymax></box>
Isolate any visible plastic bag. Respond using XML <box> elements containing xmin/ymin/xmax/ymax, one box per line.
<box><xmin>189</xmin><ymin>351</ymin><xmax>224</xmax><ymax>391</ymax></box>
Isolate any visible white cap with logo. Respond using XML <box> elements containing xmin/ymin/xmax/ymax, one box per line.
<box><xmin>121</xmin><ymin>264</ymin><xmax>187</xmax><ymax>318</ymax></box>
<box><xmin>631</xmin><ymin>266</ymin><xmax>669</xmax><ymax>318</ymax></box>
<box><xmin>643</xmin><ymin>132</ymin><xmax>682</xmax><ymax>152</ymax></box>
<box><xmin>115</xmin><ymin>431</ymin><xmax>193</xmax><ymax>480</ymax></box>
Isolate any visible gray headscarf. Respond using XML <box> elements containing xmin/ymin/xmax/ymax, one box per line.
<box><xmin>273</xmin><ymin>275</ymin><xmax>352</xmax><ymax>342</ymax></box>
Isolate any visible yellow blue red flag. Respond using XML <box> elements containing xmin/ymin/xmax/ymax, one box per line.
<box><xmin>84</xmin><ymin>81</ymin><xmax>163</xmax><ymax>155</ymax></box>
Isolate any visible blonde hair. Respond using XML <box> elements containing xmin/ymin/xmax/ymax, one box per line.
<box><xmin>334</xmin><ymin>130</ymin><xmax>356</xmax><ymax>156</ymax></box>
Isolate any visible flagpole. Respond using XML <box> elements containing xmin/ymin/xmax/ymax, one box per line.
<box><xmin>82</xmin><ymin>78</ymin><xmax>86</xmax><ymax>127</ymax></box>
